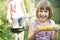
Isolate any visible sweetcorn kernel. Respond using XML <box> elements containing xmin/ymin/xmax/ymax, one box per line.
<box><xmin>38</xmin><ymin>25</ymin><xmax>54</xmax><ymax>30</ymax></box>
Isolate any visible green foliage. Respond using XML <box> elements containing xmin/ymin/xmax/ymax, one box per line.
<box><xmin>24</xmin><ymin>0</ymin><xmax>30</xmax><ymax>12</ymax></box>
<box><xmin>50</xmin><ymin>0</ymin><xmax>60</xmax><ymax>23</ymax></box>
<box><xmin>57</xmin><ymin>24</ymin><xmax>60</xmax><ymax>40</ymax></box>
<box><xmin>0</xmin><ymin>0</ymin><xmax>13</xmax><ymax>40</ymax></box>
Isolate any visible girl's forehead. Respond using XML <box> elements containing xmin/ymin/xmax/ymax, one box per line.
<box><xmin>39</xmin><ymin>6</ymin><xmax>50</xmax><ymax>11</ymax></box>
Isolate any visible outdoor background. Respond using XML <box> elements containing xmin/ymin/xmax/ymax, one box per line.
<box><xmin>0</xmin><ymin>0</ymin><xmax>60</xmax><ymax>40</ymax></box>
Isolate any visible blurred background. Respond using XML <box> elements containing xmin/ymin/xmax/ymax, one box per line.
<box><xmin>0</xmin><ymin>0</ymin><xmax>60</xmax><ymax>40</ymax></box>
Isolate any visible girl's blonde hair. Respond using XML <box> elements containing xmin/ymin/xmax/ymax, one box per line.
<box><xmin>36</xmin><ymin>0</ymin><xmax>53</xmax><ymax>19</ymax></box>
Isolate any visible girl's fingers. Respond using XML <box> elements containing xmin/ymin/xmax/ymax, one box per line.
<box><xmin>33</xmin><ymin>28</ymin><xmax>40</xmax><ymax>34</ymax></box>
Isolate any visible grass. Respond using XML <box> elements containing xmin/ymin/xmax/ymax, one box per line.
<box><xmin>57</xmin><ymin>24</ymin><xmax>60</xmax><ymax>40</ymax></box>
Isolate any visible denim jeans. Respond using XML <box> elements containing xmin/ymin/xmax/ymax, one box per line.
<box><xmin>12</xmin><ymin>17</ymin><xmax>25</xmax><ymax>28</ymax></box>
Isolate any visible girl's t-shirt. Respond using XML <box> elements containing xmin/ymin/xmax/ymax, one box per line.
<box><xmin>29</xmin><ymin>19</ymin><xmax>56</xmax><ymax>40</ymax></box>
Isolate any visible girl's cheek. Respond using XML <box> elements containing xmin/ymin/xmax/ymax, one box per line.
<box><xmin>38</xmin><ymin>12</ymin><xmax>41</xmax><ymax>16</ymax></box>
<box><xmin>38</xmin><ymin>14</ymin><xmax>41</xmax><ymax>17</ymax></box>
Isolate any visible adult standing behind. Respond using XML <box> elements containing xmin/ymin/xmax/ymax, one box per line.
<box><xmin>7</xmin><ymin>0</ymin><xmax>26</xmax><ymax>28</ymax></box>
<box><xmin>7</xmin><ymin>0</ymin><xmax>27</xmax><ymax>40</ymax></box>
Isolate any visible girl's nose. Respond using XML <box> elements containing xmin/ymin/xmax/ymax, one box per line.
<box><xmin>42</xmin><ymin>12</ymin><xmax>45</xmax><ymax>16</ymax></box>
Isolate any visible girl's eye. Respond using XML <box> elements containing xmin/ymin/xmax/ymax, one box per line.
<box><xmin>40</xmin><ymin>10</ymin><xmax>43</xmax><ymax>12</ymax></box>
<box><xmin>44</xmin><ymin>11</ymin><xmax>47</xmax><ymax>13</ymax></box>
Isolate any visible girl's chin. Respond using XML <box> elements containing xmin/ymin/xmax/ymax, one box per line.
<box><xmin>40</xmin><ymin>20</ymin><xmax>46</xmax><ymax>22</ymax></box>
<box><xmin>39</xmin><ymin>18</ymin><xmax>47</xmax><ymax>22</ymax></box>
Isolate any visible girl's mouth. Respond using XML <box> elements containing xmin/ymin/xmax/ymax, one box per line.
<box><xmin>40</xmin><ymin>15</ymin><xmax>47</xmax><ymax>19</ymax></box>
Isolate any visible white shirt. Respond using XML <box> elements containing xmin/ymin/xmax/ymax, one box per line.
<box><xmin>10</xmin><ymin>0</ymin><xmax>25</xmax><ymax>18</ymax></box>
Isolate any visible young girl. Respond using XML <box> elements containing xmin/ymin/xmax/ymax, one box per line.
<box><xmin>28</xmin><ymin>0</ymin><xmax>58</xmax><ymax>40</ymax></box>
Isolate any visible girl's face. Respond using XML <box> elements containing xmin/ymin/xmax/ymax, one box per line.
<box><xmin>38</xmin><ymin>9</ymin><xmax>49</xmax><ymax>22</ymax></box>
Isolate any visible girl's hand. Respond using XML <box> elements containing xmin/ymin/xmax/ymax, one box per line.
<box><xmin>33</xmin><ymin>28</ymin><xmax>40</xmax><ymax>34</ymax></box>
<box><xmin>53</xmin><ymin>25</ymin><xmax>58</xmax><ymax>30</ymax></box>
<box><xmin>28</xmin><ymin>28</ymin><xmax>40</xmax><ymax>40</ymax></box>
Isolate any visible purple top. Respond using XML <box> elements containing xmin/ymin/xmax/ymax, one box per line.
<box><xmin>33</xmin><ymin>19</ymin><xmax>53</xmax><ymax>40</ymax></box>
